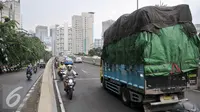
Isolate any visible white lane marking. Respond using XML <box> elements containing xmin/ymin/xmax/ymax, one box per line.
<box><xmin>81</xmin><ymin>69</ymin><xmax>87</xmax><ymax>74</ymax></box>
<box><xmin>23</xmin><ymin>97</ymin><xmax>29</xmax><ymax>102</ymax></box>
<box><xmin>76</xmin><ymin>78</ymin><xmax>99</xmax><ymax>81</ymax></box>
<box><xmin>26</xmin><ymin>93</ymin><xmax>30</xmax><ymax>97</ymax></box>
<box><xmin>16</xmin><ymin>71</ymin><xmax>43</xmax><ymax>112</ymax></box>
<box><xmin>53</xmin><ymin>65</ymin><xmax>66</xmax><ymax>112</ymax></box>
<box><xmin>54</xmin><ymin>80</ymin><xmax>66</xmax><ymax>112</ymax></box>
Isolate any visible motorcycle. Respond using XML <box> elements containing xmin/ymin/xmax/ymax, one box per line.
<box><xmin>33</xmin><ymin>66</ymin><xmax>37</xmax><ymax>73</ymax></box>
<box><xmin>26</xmin><ymin>71</ymin><xmax>32</xmax><ymax>80</ymax></box>
<box><xmin>63</xmin><ymin>74</ymin><xmax>78</xmax><ymax>100</ymax></box>
<box><xmin>59</xmin><ymin>69</ymin><xmax>65</xmax><ymax>81</ymax></box>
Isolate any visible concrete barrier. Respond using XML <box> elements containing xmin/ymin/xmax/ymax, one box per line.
<box><xmin>82</xmin><ymin>57</ymin><xmax>100</xmax><ymax>66</ymax></box>
<box><xmin>38</xmin><ymin>57</ymin><xmax>58</xmax><ymax>112</ymax></box>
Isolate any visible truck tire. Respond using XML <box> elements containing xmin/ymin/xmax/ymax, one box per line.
<box><xmin>121</xmin><ymin>87</ymin><xmax>130</xmax><ymax>106</ymax></box>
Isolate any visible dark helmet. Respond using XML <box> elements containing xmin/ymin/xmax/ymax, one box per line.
<box><xmin>61</xmin><ymin>61</ymin><xmax>64</xmax><ymax>65</ymax></box>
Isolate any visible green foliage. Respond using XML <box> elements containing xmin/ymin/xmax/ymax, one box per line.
<box><xmin>77</xmin><ymin>52</ymin><xmax>85</xmax><ymax>56</ymax></box>
<box><xmin>0</xmin><ymin>18</ymin><xmax>51</xmax><ymax>67</ymax></box>
<box><xmin>88</xmin><ymin>47</ymin><xmax>102</xmax><ymax>56</ymax></box>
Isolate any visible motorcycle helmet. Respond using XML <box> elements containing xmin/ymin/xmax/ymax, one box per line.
<box><xmin>67</xmin><ymin>65</ymin><xmax>72</xmax><ymax>71</ymax></box>
<box><xmin>61</xmin><ymin>61</ymin><xmax>64</xmax><ymax>65</ymax></box>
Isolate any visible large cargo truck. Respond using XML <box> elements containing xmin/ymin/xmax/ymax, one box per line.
<box><xmin>100</xmin><ymin>5</ymin><xmax>200</xmax><ymax>112</ymax></box>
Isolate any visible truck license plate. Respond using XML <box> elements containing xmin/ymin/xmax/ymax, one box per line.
<box><xmin>163</xmin><ymin>96</ymin><xmax>172</xmax><ymax>100</ymax></box>
<box><xmin>188</xmin><ymin>74</ymin><xmax>196</xmax><ymax>78</ymax></box>
<box><xmin>160</xmin><ymin>95</ymin><xmax>178</xmax><ymax>103</ymax></box>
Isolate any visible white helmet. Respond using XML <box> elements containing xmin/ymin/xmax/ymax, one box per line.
<box><xmin>67</xmin><ymin>65</ymin><xmax>72</xmax><ymax>71</ymax></box>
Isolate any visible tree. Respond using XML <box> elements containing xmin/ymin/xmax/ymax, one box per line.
<box><xmin>88</xmin><ymin>47</ymin><xmax>102</xmax><ymax>56</ymax></box>
<box><xmin>0</xmin><ymin>18</ymin><xmax>50</xmax><ymax>68</ymax></box>
<box><xmin>88</xmin><ymin>49</ymin><xmax>95</xmax><ymax>56</ymax></box>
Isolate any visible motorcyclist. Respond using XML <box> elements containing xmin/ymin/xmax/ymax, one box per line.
<box><xmin>63</xmin><ymin>64</ymin><xmax>77</xmax><ymax>91</ymax></box>
<box><xmin>55</xmin><ymin>60</ymin><xmax>59</xmax><ymax>68</ymax></box>
<box><xmin>26</xmin><ymin>64</ymin><xmax>32</xmax><ymax>75</ymax></box>
<box><xmin>33</xmin><ymin>63</ymin><xmax>37</xmax><ymax>73</ymax></box>
<box><xmin>58</xmin><ymin>62</ymin><xmax>67</xmax><ymax>75</ymax></box>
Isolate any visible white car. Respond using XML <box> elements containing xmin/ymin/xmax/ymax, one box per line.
<box><xmin>92</xmin><ymin>56</ymin><xmax>100</xmax><ymax>59</ymax></box>
<box><xmin>75</xmin><ymin>57</ymin><xmax>82</xmax><ymax>63</ymax></box>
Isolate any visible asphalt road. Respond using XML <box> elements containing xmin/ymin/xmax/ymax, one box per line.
<box><xmin>57</xmin><ymin>63</ymin><xmax>200</xmax><ymax>112</ymax></box>
<box><xmin>0</xmin><ymin>68</ymin><xmax>44</xmax><ymax>112</ymax></box>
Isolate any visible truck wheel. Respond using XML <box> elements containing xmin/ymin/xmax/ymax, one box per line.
<box><xmin>121</xmin><ymin>88</ymin><xmax>130</xmax><ymax>106</ymax></box>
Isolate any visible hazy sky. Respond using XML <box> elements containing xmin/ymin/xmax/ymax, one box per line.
<box><xmin>21</xmin><ymin>0</ymin><xmax>200</xmax><ymax>39</ymax></box>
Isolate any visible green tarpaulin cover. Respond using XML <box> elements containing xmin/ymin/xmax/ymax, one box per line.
<box><xmin>102</xmin><ymin>25</ymin><xmax>200</xmax><ymax>76</ymax></box>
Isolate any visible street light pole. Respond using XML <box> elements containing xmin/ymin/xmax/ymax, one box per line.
<box><xmin>137</xmin><ymin>0</ymin><xmax>138</xmax><ymax>9</ymax></box>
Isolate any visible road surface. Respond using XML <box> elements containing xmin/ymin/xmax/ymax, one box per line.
<box><xmin>0</xmin><ymin>68</ymin><xmax>44</xmax><ymax>112</ymax></box>
<box><xmin>56</xmin><ymin>63</ymin><xmax>200</xmax><ymax>112</ymax></box>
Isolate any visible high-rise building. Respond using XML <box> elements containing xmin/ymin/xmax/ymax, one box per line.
<box><xmin>82</xmin><ymin>12</ymin><xmax>94</xmax><ymax>54</ymax></box>
<box><xmin>35</xmin><ymin>25</ymin><xmax>48</xmax><ymax>42</ymax></box>
<box><xmin>43</xmin><ymin>36</ymin><xmax>52</xmax><ymax>52</ymax></box>
<box><xmin>102</xmin><ymin>20</ymin><xmax>115</xmax><ymax>38</ymax></box>
<box><xmin>63</xmin><ymin>23</ymin><xmax>69</xmax><ymax>55</ymax></box>
<box><xmin>94</xmin><ymin>39</ymin><xmax>103</xmax><ymax>48</ymax></box>
<box><xmin>68</xmin><ymin>27</ymin><xmax>73</xmax><ymax>53</ymax></box>
<box><xmin>72</xmin><ymin>12</ymin><xmax>94</xmax><ymax>54</ymax></box>
<box><xmin>72</xmin><ymin>15</ymin><xmax>83</xmax><ymax>54</ymax></box>
<box><xmin>55</xmin><ymin>23</ymin><xmax>69</xmax><ymax>56</ymax></box>
<box><xmin>50</xmin><ymin>25</ymin><xmax>59</xmax><ymax>56</ymax></box>
<box><xmin>90</xmin><ymin>43</ymin><xmax>94</xmax><ymax>50</ymax></box>
<box><xmin>0</xmin><ymin>0</ymin><xmax>21</xmax><ymax>28</ymax></box>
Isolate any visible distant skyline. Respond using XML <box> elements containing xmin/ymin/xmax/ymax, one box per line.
<box><xmin>21</xmin><ymin>0</ymin><xmax>200</xmax><ymax>39</ymax></box>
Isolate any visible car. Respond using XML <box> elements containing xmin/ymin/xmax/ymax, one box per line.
<box><xmin>39</xmin><ymin>62</ymin><xmax>46</xmax><ymax>68</ymax></box>
<box><xmin>92</xmin><ymin>55</ymin><xmax>100</xmax><ymax>59</ymax></box>
<box><xmin>74</xmin><ymin>57</ymin><xmax>82</xmax><ymax>63</ymax></box>
<box><xmin>64</xmin><ymin>58</ymin><xmax>74</xmax><ymax>65</ymax></box>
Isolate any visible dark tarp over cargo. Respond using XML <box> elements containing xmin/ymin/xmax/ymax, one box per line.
<box><xmin>101</xmin><ymin>5</ymin><xmax>200</xmax><ymax>76</ymax></box>
<box><xmin>102</xmin><ymin>25</ymin><xmax>200</xmax><ymax>76</ymax></box>
<box><xmin>103</xmin><ymin>4</ymin><xmax>197</xmax><ymax>46</ymax></box>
